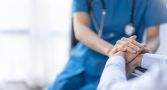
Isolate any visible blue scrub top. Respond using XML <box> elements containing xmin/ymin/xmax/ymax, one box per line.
<box><xmin>48</xmin><ymin>0</ymin><xmax>167</xmax><ymax>90</ymax></box>
<box><xmin>73</xmin><ymin>0</ymin><xmax>167</xmax><ymax>43</ymax></box>
<box><xmin>71</xmin><ymin>0</ymin><xmax>167</xmax><ymax>76</ymax></box>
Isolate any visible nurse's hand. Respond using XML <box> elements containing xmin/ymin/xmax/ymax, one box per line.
<box><xmin>120</xmin><ymin>36</ymin><xmax>143</xmax><ymax>54</ymax></box>
<box><xmin>109</xmin><ymin>45</ymin><xmax>125</xmax><ymax>57</ymax></box>
<box><xmin>108</xmin><ymin>35</ymin><xmax>143</xmax><ymax>57</ymax></box>
<box><xmin>109</xmin><ymin>35</ymin><xmax>145</xmax><ymax>63</ymax></box>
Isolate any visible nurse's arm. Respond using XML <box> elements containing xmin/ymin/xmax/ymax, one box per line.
<box><xmin>73</xmin><ymin>12</ymin><xmax>114</xmax><ymax>56</ymax></box>
<box><xmin>73</xmin><ymin>13</ymin><xmax>142</xmax><ymax>56</ymax></box>
<box><xmin>145</xmin><ymin>26</ymin><xmax>160</xmax><ymax>53</ymax></box>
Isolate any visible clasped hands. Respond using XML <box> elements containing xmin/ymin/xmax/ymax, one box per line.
<box><xmin>109</xmin><ymin>35</ymin><xmax>150</xmax><ymax>75</ymax></box>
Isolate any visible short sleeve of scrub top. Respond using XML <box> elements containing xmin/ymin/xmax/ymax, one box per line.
<box><xmin>144</xmin><ymin>0</ymin><xmax>167</xmax><ymax>28</ymax></box>
<box><xmin>73</xmin><ymin>0</ymin><xmax>89</xmax><ymax>13</ymax></box>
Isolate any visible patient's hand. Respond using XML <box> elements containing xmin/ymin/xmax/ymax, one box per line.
<box><xmin>123</xmin><ymin>45</ymin><xmax>144</xmax><ymax>75</ymax></box>
<box><xmin>125</xmin><ymin>47</ymin><xmax>144</xmax><ymax>64</ymax></box>
<box><xmin>125</xmin><ymin>45</ymin><xmax>149</xmax><ymax>74</ymax></box>
<box><xmin>126</xmin><ymin>54</ymin><xmax>144</xmax><ymax>75</ymax></box>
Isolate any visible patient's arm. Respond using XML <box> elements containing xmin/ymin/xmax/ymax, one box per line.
<box><xmin>98</xmin><ymin>55</ymin><xmax>167</xmax><ymax>90</ymax></box>
<box><xmin>129</xmin><ymin>53</ymin><xmax>167</xmax><ymax>70</ymax></box>
<box><xmin>141</xmin><ymin>53</ymin><xmax>167</xmax><ymax>69</ymax></box>
<box><xmin>97</xmin><ymin>56</ymin><xmax>127</xmax><ymax>90</ymax></box>
<box><xmin>110</xmin><ymin>64</ymin><xmax>167</xmax><ymax>90</ymax></box>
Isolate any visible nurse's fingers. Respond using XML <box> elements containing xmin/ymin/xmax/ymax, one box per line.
<box><xmin>118</xmin><ymin>40</ymin><xmax>137</xmax><ymax>54</ymax></box>
<box><xmin>128</xmin><ymin>39</ymin><xmax>143</xmax><ymax>48</ymax></box>
<box><xmin>115</xmin><ymin>40</ymin><xmax>127</xmax><ymax>52</ymax></box>
<box><xmin>116</xmin><ymin>40</ymin><xmax>137</xmax><ymax>53</ymax></box>
<box><xmin>124</xmin><ymin>48</ymin><xmax>136</xmax><ymax>54</ymax></box>
<box><xmin>109</xmin><ymin>45</ymin><xmax>125</xmax><ymax>55</ymax></box>
<box><xmin>120</xmin><ymin>37</ymin><xmax>138</xmax><ymax>52</ymax></box>
<box><xmin>126</xmin><ymin>46</ymin><xmax>137</xmax><ymax>54</ymax></box>
<box><xmin>127</xmin><ymin>42</ymin><xmax>140</xmax><ymax>52</ymax></box>
<box><xmin>122</xmin><ymin>36</ymin><xmax>143</xmax><ymax>48</ymax></box>
<box><xmin>116</xmin><ymin>45</ymin><xmax>127</xmax><ymax>52</ymax></box>
<box><xmin>129</xmin><ymin>35</ymin><xmax>137</xmax><ymax>40</ymax></box>
<box><xmin>121</xmin><ymin>37</ymin><xmax>143</xmax><ymax>50</ymax></box>
<box><xmin>143</xmin><ymin>47</ymin><xmax>151</xmax><ymax>53</ymax></box>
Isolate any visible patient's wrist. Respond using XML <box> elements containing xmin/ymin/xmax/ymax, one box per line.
<box><xmin>132</xmin><ymin>54</ymin><xmax>144</xmax><ymax>67</ymax></box>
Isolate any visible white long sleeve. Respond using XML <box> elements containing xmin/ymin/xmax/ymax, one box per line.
<box><xmin>110</xmin><ymin>64</ymin><xmax>167</xmax><ymax>90</ymax></box>
<box><xmin>141</xmin><ymin>53</ymin><xmax>167</xmax><ymax>69</ymax></box>
<box><xmin>97</xmin><ymin>56</ymin><xmax>127</xmax><ymax>90</ymax></box>
<box><xmin>97</xmin><ymin>54</ymin><xmax>167</xmax><ymax>90</ymax></box>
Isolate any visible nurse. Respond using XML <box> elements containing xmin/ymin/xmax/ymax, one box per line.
<box><xmin>48</xmin><ymin>0</ymin><xmax>167</xmax><ymax>90</ymax></box>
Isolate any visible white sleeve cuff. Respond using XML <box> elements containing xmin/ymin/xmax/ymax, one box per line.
<box><xmin>141</xmin><ymin>53</ymin><xmax>167</xmax><ymax>69</ymax></box>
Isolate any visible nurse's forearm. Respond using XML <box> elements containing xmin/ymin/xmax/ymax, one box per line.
<box><xmin>73</xmin><ymin>13</ymin><xmax>113</xmax><ymax>56</ymax></box>
<box><xmin>75</xmin><ymin>25</ymin><xmax>113</xmax><ymax>56</ymax></box>
<box><xmin>145</xmin><ymin>26</ymin><xmax>160</xmax><ymax>53</ymax></box>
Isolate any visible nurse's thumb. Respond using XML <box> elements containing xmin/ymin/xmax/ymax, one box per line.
<box><xmin>130</xmin><ymin>35</ymin><xmax>137</xmax><ymax>40</ymax></box>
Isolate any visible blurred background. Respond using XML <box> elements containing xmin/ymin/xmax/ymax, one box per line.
<box><xmin>0</xmin><ymin>0</ymin><xmax>166</xmax><ymax>90</ymax></box>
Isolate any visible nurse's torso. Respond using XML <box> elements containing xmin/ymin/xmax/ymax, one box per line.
<box><xmin>90</xmin><ymin>0</ymin><xmax>147</xmax><ymax>43</ymax></box>
<box><xmin>71</xmin><ymin>0</ymin><xmax>147</xmax><ymax>77</ymax></box>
